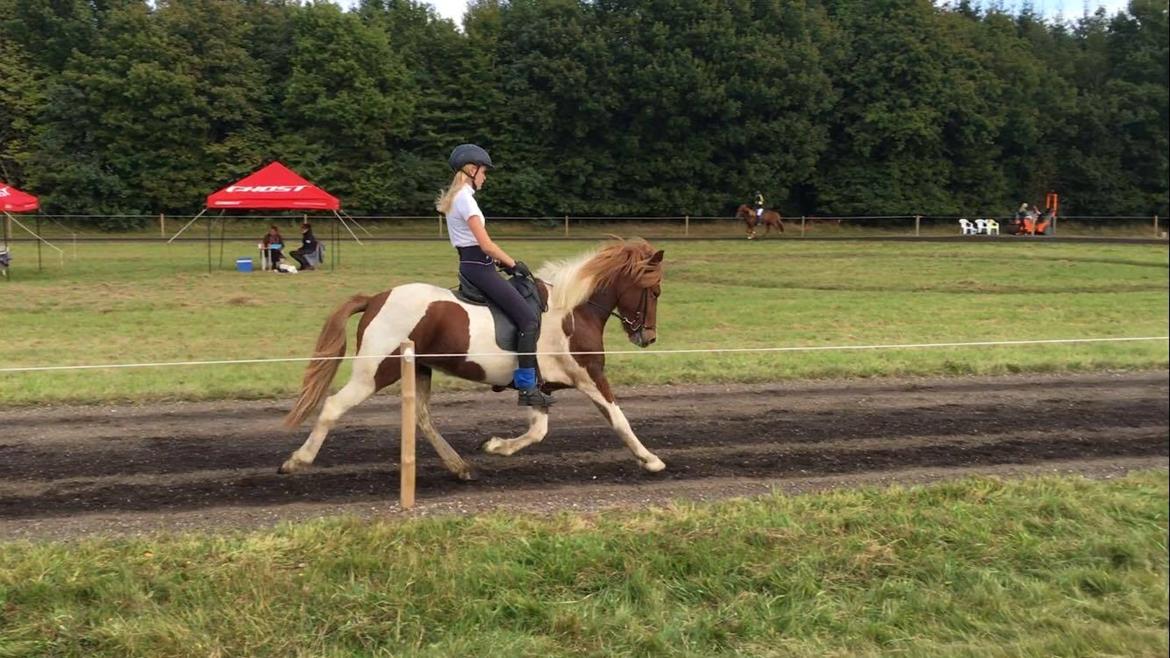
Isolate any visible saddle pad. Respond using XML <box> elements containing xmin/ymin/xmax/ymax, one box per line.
<box><xmin>453</xmin><ymin>275</ymin><xmax>546</xmax><ymax>352</ymax></box>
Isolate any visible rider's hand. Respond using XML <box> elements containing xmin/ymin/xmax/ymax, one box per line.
<box><xmin>512</xmin><ymin>261</ymin><xmax>532</xmax><ymax>279</ymax></box>
<box><xmin>497</xmin><ymin>260</ymin><xmax>516</xmax><ymax>275</ymax></box>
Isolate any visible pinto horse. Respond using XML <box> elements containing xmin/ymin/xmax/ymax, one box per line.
<box><xmin>736</xmin><ymin>204</ymin><xmax>784</xmax><ymax>239</ymax></box>
<box><xmin>279</xmin><ymin>239</ymin><xmax>666</xmax><ymax>480</ymax></box>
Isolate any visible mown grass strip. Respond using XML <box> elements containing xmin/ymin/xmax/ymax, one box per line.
<box><xmin>1</xmin><ymin>471</ymin><xmax>1166</xmax><ymax>657</ymax></box>
<box><xmin>1</xmin><ymin>240</ymin><xmax>1166</xmax><ymax>404</ymax></box>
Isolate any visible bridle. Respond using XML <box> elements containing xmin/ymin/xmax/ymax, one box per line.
<box><xmin>588</xmin><ymin>285</ymin><xmax>654</xmax><ymax>334</ymax></box>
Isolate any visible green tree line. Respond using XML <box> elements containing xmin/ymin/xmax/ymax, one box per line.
<box><xmin>1</xmin><ymin>0</ymin><xmax>1166</xmax><ymax>222</ymax></box>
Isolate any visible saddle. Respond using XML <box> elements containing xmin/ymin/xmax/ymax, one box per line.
<box><xmin>453</xmin><ymin>274</ymin><xmax>548</xmax><ymax>352</ymax></box>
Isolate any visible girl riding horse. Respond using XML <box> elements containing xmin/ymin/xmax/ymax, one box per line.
<box><xmin>437</xmin><ymin>144</ymin><xmax>554</xmax><ymax>407</ymax></box>
<box><xmin>736</xmin><ymin>203</ymin><xmax>784</xmax><ymax>239</ymax></box>
<box><xmin>278</xmin><ymin>236</ymin><xmax>668</xmax><ymax>480</ymax></box>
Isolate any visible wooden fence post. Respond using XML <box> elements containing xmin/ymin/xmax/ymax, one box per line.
<box><xmin>564</xmin><ymin>214</ymin><xmax>569</xmax><ymax>237</ymax></box>
<box><xmin>915</xmin><ymin>215</ymin><xmax>921</xmax><ymax>236</ymax></box>
<box><xmin>800</xmin><ymin>216</ymin><xmax>806</xmax><ymax>237</ymax></box>
<box><xmin>399</xmin><ymin>340</ymin><xmax>416</xmax><ymax>510</ymax></box>
<box><xmin>684</xmin><ymin>214</ymin><xmax>689</xmax><ymax>236</ymax></box>
<box><xmin>160</xmin><ymin>213</ymin><xmax>165</xmax><ymax>238</ymax></box>
<box><xmin>1155</xmin><ymin>215</ymin><xmax>1160</xmax><ymax>238</ymax></box>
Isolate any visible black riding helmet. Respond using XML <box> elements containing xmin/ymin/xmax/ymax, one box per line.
<box><xmin>448</xmin><ymin>143</ymin><xmax>493</xmax><ymax>172</ymax></box>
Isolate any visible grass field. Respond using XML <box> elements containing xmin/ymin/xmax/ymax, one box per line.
<box><xmin>1</xmin><ymin>238</ymin><xmax>1166</xmax><ymax>404</ymax></box>
<box><xmin>0</xmin><ymin>472</ymin><xmax>1165</xmax><ymax>657</ymax></box>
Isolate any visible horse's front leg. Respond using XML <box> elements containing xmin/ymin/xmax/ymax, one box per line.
<box><xmin>481</xmin><ymin>406</ymin><xmax>549</xmax><ymax>456</ymax></box>
<box><xmin>577</xmin><ymin>374</ymin><xmax>665</xmax><ymax>473</ymax></box>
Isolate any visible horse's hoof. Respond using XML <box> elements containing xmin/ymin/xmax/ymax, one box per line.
<box><xmin>278</xmin><ymin>458</ymin><xmax>306</xmax><ymax>474</ymax></box>
<box><xmin>479</xmin><ymin>437</ymin><xmax>504</xmax><ymax>454</ymax></box>
<box><xmin>457</xmin><ymin>467</ymin><xmax>479</xmax><ymax>482</ymax></box>
<box><xmin>642</xmin><ymin>457</ymin><xmax>666</xmax><ymax>473</ymax></box>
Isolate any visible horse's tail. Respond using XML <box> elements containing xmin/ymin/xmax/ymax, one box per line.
<box><xmin>283</xmin><ymin>293</ymin><xmax>371</xmax><ymax>429</ymax></box>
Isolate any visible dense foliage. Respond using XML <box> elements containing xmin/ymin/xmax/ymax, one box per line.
<box><xmin>1</xmin><ymin>0</ymin><xmax>1166</xmax><ymax>219</ymax></box>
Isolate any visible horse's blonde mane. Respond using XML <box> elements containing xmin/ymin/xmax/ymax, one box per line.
<box><xmin>536</xmin><ymin>238</ymin><xmax>663</xmax><ymax>311</ymax></box>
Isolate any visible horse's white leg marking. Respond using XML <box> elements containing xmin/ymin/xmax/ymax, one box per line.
<box><xmin>481</xmin><ymin>407</ymin><xmax>550</xmax><ymax>456</ymax></box>
<box><xmin>576</xmin><ymin>380</ymin><xmax>665</xmax><ymax>472</ymax></box>
<box><xmin>415</xmin><ymin>369</ymin><xmax>476</xmax><ymax>480</ymax></box>
<box><xmin>281</xmin><ymin>374</ymin><xmax>376</xmax><ymax>473</ymax></box>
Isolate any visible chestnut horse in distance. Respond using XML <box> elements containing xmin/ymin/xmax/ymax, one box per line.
<box><xmin>736</xmin><ymin>204</ymin><xmax>784</xmax><ymax>239</ymax></box>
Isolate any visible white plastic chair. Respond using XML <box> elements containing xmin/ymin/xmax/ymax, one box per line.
<box><xmin>974</xmin><ymin>218</ymin><xmax>988</xmax><ymax>234</ymax></box>
<box><xmin>985</xmin><ymin>219</ymin><xmax>1000</xmax><ymax>236</ymax></box>
<box><xmin>958</xmin><ymin>218</ymin><xmax>977</xmax><ymax>235</ymax></box>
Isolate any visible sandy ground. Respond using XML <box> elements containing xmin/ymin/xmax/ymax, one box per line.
<box><xmin>1</xmin><ymin>370</ymin><xmax>1166</xmax><ymax>541</ymax></box>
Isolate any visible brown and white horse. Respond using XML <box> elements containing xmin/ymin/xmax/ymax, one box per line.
<box><xmin>736</xmin><ymin>203</ymin><xmax>784</xmax><ymax>239</ymax></box>
<box><xmin>279</xmin><ymin>239</ymin><xmax>666</xmax><ymax>480</ymax></box>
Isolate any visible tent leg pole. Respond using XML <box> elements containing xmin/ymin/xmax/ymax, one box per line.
<box><xmin>207</xmin><ymin>213</ymin><xmax>212</xmax><ymax>274</ymax></box>
<box><xmin>37</xmin><ymin>214</ymin><xmax>43</xmax><ymax>272</ymax></box>
<box><xmin>335</xmin><ymin>211</ymin><xmax>364</xmax><ymax>244</ymax></box>
<box><xmin>167</xmin><ymin>208</ymin><xmax>207</xmax><ymax>244</ymax></box>
<box><xmin>341</xmin><ymin>211</ymin><xmax>372</xmax><ymax>236</ymax></box>
<box><xmin>219</xmin><ymin>214</ymin><xmax>227</xmax><ymax>269</ymax></box>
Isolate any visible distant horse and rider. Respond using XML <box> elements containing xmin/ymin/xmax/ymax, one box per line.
<box><xmin>279</xmin><ymin>238</ymin><xmax>668</xmax><ymax>481</ymax></box>
<box><xmin>736</xmin><ymin>203</ymin><xmax>784</xmax><ymax>239</ymax></box>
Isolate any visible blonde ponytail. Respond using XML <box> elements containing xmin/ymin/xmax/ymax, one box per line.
<box><xmin>435</xmin><ymin>171</ymin><xmax>472</xmax><ymax>215</ymax></box>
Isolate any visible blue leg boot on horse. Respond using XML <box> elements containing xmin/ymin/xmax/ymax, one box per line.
<box><xmin>514</xmin><ymin>328</ymin><xmax>555</xmax><ymax>407</ymax></box>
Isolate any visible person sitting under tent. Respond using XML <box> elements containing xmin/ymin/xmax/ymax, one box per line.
<box><xmin>261</xmin><ymin>224</ymin><xmax>285</xmax><ymax>271</ymax></box>
<box><xmin>291</xmin><ymin>222</ymin><xmax>320</xmax><ymax>271</ymax></box>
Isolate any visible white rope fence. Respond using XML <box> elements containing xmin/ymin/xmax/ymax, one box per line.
<box><xmin>1</xmin><ymin>336</ymin><xmax>1165</xmax><ymax>374</ymax></box>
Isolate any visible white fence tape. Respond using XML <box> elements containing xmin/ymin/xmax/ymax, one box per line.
<box><xmin>1</xmin><ymin>336</ymin><xmax>1165</xmax><ymax>374</ymax></box>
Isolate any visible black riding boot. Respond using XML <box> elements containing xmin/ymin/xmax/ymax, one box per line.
<box><xmin>514</xmin><ymin>329</ymin><xmax>555</xmax><ymax>407</ymax></box>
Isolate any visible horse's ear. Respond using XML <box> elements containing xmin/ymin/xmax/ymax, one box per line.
<box><xmin>649</xmin><ymin>250</ymin><xmax>664</xmax><ymax>264</ymax></box>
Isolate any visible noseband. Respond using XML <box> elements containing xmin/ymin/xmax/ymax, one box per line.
<box><xmin>589</xmin><ymin>285</ymin><xmax>654</xmax><ymax>334</ymax></box>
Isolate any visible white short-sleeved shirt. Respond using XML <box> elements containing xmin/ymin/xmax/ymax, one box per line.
<box><xmin>446</xmin><ymin>185</ymin><xmax>484</xmax><ymax>248</ymax></box>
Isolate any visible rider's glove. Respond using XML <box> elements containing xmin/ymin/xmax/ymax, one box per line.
<box><xmin>511</xmin><ymin>261</ymin><xmax>532</xmax><ymax>279</ymax></box>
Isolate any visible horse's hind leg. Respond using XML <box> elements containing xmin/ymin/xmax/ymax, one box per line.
<box><xmin>279</xmin><ymin>369</ymin><xmax>376</xmax><ymax>474</ymax></box>
<box><xmin>414</xmin><ymin>367</ymin><xmax>476</xmax><ymax>481</ymax></box>
<box><xmin>481</xmin><ymin>407</ymin><xmax>549</xmax><ymax>456</ymax></box>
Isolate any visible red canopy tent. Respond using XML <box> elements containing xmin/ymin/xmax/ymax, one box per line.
<box><xmin>168</xmin><ymin>162</ymin><xmax>361</xmax><ymax>272</ymax></box>
<box><xmin>2</xmin><ymin>182</ymin><xmax>63</xmax><ymax>278</ymax></box>
<box><xmin>206</xmin><ymin>162</ymin><xmax>340</xmax><ymax>211</ymax></box>
<box><xmin>1</xmin><ymin>182</ymin><xmax>39</xmax><ymax>213</ymax></box>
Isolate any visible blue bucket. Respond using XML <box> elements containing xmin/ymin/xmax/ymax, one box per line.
<box><xmin>235</xmin><ymin>257</ymin><xmax>254</xmax><ymax>273</ymax></box>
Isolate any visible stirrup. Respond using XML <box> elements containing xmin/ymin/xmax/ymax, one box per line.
<box><xmin>518</xmin><ymin>388</ymin><xmax>556</xmax><ymax>407</ymax></box>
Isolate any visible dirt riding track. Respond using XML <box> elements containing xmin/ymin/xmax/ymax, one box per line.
<box><xmin>2</xmin><ymin>371</ymin><xmax>1167</xmax><ymax>540</ymax></box>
